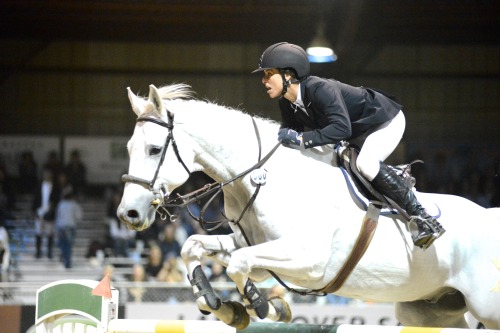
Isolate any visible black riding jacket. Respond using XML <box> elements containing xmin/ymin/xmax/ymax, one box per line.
<box><xmin>278</xmin><ymin>76</ymin><xmax>402</xmax><ymax>148</ymax></box>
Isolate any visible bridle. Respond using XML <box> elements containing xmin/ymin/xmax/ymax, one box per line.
<box><xmin>121</xmin><ymin>110</ymin><xmax>280</xmax><ymax>229</ymax></box>
<box><xmin>121</xmin><ymin>111</ymin><xmax>191</xmax><ymax>221</ymax></box>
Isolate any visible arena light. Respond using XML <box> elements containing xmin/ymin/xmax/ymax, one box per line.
<box><xmin>306</xmin><ymin>23</ymin><xmax>337</xmax><ymax>63</ymax></box>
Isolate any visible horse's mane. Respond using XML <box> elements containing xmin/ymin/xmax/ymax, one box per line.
<box><xmin>157</xmin><ymin>83</ymin><xmax>195</xmax><ymax>101</ymax></box>
<box><xmin>156</xmin><ymin>83</ymin><xmax>279</xmax><ymax>127</ymax></box>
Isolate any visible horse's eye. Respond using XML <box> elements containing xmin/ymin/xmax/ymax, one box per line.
<box><xmin>149</xmin><ymin>147</ymin><xmax>162</xmax><ymax>155</ymax></box>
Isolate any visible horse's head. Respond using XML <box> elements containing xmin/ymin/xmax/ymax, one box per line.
<box><xmin>117</xmin><ymin>84</ymin><xmax>195</xmax><ymax>230</ymax></box>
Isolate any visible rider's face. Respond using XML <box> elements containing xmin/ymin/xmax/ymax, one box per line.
<box><xmin>261</xmin><ymin>69</ymin><xmax>282</xmax><ymax>99</ymax></box>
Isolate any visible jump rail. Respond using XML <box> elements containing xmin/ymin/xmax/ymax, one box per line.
<box><xmin>34</xmin><ymin>279</ymin><xmax>498</xmax><ymax>333</ymax></box>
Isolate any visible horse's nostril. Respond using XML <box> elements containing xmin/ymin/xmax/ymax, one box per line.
<box><xmin>127</xmin><ymin>210</ymin><xmax>139</xmax><ymax>218</ymax></box>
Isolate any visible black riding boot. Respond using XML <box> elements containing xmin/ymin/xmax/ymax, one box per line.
<box><xmin>371</xmin><ymin>162</ymin><xmax>445</xmax><ymax>249</ymax></box>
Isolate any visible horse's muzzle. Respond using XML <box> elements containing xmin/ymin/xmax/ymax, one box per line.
<box><xmin>117</xmin><ymin>204</ymin><xmax>153</xmax><ymax>231</ymax></box>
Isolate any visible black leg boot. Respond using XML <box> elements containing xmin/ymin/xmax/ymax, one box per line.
<box><xmin>371</xmin><ymin>162</ymin><xmax>445</xmax><ymax>249</ymax></box>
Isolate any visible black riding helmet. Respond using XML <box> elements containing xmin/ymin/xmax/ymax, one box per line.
<box><xmin>252</xmin><ymin>42</ymin><xmax>310</xmax><ymax>96</ymax></box>
<box><xmin>252</xmin><ymin>42</ymin><xmax>310</xmax><ymax>79</ymax></box>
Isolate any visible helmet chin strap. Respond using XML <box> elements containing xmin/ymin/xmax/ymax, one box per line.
<box><xmin>279</xmin><ymin>69</ymin><xmax>300</xmax><ymax>98</ymax></box>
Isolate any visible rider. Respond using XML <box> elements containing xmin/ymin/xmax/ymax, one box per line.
<box><xmin>252</xmin><ymin>42</ymin><xmax>445</xmax><ymax>249</ymax></box>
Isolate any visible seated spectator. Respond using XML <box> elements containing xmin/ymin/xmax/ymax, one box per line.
<box><xmin>156</xmin><ymin>255</ymin><xmax>185</xmax><ymax>283</ymax></box>
<box><xmin>96</xmin><ymin>264</ymin><xmax>117</xmax><ymax>283</ymax></box>
<box><xmin>208</xmin><ymin>262</ymin><xmax>230</xmax><ymax>283</ymax></box>
<box><xmin>106</xmin><ymin>188</ymin><xmax>136</xmax><ymax>257</ymax></box>
<box><xmin>108</xmin><ymin>218</ymin><xmax>136</xmax><ymax>258</ymax></box>
<box><xmin>156</xmin><ymin>255</ymin><xmax>188</xmax><ymax>303</ymax></box>
<box><xmin>144</xmin><ymin>244</ymin><xmax>164</xmax><ymax>280</ymax></box>
<box><xmin>208</xmin><ymin>262</ymin><xmax>232</xmax><ymax>300</ymax></box>
<box><xmin>127</xmin><ymin>264</ymin><xmax>147</xmax><ymax>302</ymax></box>
<box><xmin>158</xmin><ymin>223</ymin><xmax>182</xmax><ymax>260</ymax></box>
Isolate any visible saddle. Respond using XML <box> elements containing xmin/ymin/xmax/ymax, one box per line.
<box><xmin>336</xmin><ymin>141</ymin><xmax>421</xmax><ymax>222</ymax></box>
<box><xmin>318</xmin><ymin>143</ymin><xmax>423</xmax><ymax>294</ymax></box>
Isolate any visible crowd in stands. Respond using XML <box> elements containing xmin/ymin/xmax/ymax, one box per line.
<box><xmin>407</xmin><ymin>146</ymin><xmax>499</xmax><ymax>208</ymax></box>
<box><xmin>0</xmin><ymin>145</ymin><xmax>498</xmax><ymax>303</ymax></box>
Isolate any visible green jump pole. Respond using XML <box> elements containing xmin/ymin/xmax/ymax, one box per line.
<box><xmin>239</xmin><ymin>322</ymin><xmax>339</xmax><ymax>332</ymax></box>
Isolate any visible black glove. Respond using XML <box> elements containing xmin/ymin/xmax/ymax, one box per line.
<box><xmin>278</xmin><ymin>128</ymin><xmax>302</xmax><ymax>146</ymax></box>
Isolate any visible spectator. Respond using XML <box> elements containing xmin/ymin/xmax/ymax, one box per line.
<box><xmin>55</xmin><ymin>188</ymin><xmax>82</xmax><ymax>269</ymax></box>
<box><xmin>127</xmin><ymin>263</ymin><xmax>147</xmax><ymax>302</ymax></box>
<box><xmin>65</xmin><ymin>150</ymin><xmax>87</xmax><ymax>197</ymax></box>
<box><xmin>18</xmin><ymin>150</ymin><xmax>38</xmax><ymax>194</ymax></box>
<box><xmin>144</xmin><ymin>243</ymin><xmax>163</xmax><ymax>280</ymax></box>
<box><xmin>85</xmin><ymin>239</ymin><xmax>106</xmax><ymax>267</ymax></box>
<box><xmin>208</xmin><ymin>262</ymin><xmax>232</xmax><ymax>300</ymax></box>
<box><xmin>42</xmin><ymin>150</ymin><xmax>62</xmax><ymax>180</ymax></box>
<box><xmin>97</xmin><ymin>264</ymin><xmax>117</xmax><ymax>283</ymax></box>
<box><xmin>158</xmin><ymin>223</ymin><xmax>182</xmax><ymax>260</ymax></box>
<box><xmin>156</xmin><ymin>255</ymin><xmax>188</xmax><ymax>303</ymax></box>
<box><xmin>156</xmin><ymin>255</ymin><xmax>185</xmax><ymax>283</ymax></box>
<box><xmin>107</xmin><ymin>189</ymin><xmax>136</xmax><ymax>257</ymax></box>
<box><xmin>32</xmin><ymin>167</ymin><xmax>57</xmax><ymax>259</ymax></box>
<box><xmin>208</xmin><ymin>262</ymin><xmax>230</xmax><ymax>283</ymax></box>
<box><xmin>109</xmin><ymin>218</ymin><xmax>136</xmax><ymax>258</ymax></box>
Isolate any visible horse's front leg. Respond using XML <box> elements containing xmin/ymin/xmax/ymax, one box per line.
<box><xmin>181</xmin><ymin>233</ymin><xmax>250</xmax><ymax>329</ymax></box>
<box><xmin>226</xmin><ymin>237</ymin><xmax>328</xmax><ymax>324</ymax></box>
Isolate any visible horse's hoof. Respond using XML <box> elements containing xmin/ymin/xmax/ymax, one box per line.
<box><xmin>225</xmin><ymin>301</ymin><xmax>250</xmax><ymax>330</ymax></box>
<box><xmin>198</xmin><ymin>308</ymin><xmax>211</xmax><ymax>315</ymax></box>
<box><xmin>270</xmin><ymin>297</ymin><xmax>292</xmax><ymax>323</ymax></box>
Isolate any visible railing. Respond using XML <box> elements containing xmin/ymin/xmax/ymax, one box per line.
<box><xmin>0</xmin><ymin>281</ymin><xmax>248</xmax><ymax>305</ymax></box>
<box><xmin>0</xmin><ymin>280</ymin><xmax>351</xmax><ymax>306</ymax></box>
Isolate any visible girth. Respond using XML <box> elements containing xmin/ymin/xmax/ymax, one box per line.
<box><xmin>316</xmin><ymin>144</ymin><xmax>421</xmax><ymax>294</ymax></box>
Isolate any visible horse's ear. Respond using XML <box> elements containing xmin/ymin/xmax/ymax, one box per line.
<box><xmin>127</xmin><ymin>87</ymin><xmax>146</xmax><ymax>116</ymax></box>
<box><xmin>148</xmin><ymin>84</ymin><xmax>165</xmax><ymax>116</ymax></box>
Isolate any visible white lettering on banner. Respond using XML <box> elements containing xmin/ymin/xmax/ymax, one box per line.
<box><xmin>124</xmin><ymin>303</ymin><xmax>400</xmax><ymax>325</ymax></box>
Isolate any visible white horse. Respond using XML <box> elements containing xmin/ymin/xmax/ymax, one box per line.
<box><xmin>117</xmin><ymin>84</ymin><xmax>500</xmax><ymax>329</ymax></box>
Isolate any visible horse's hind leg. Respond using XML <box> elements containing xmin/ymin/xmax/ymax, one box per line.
<box><xmin>395</xmin><ymin>291</ymin><xmax>469</xmax><ymax>328</ymax></box>
<box><xmin>464</xmin><ymin>288</ymin><xmax>500</xmax><ymax>329</ymax></box>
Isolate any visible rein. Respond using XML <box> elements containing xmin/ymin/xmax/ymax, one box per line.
<box><xmin>165</xmin><ymin>136</ymin><xmax>280</xmax><ymax>232</ymax></box>
<box><xmin>121</xmin><ymin>111</ymin><xmax>280</xmax><ymax>229</ymax></box>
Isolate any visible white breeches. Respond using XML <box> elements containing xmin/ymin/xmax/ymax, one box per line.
<box><xmin>354</xmin><ymin>110</ymin><xmax>406</xmax><ymax>181</ymax></box>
